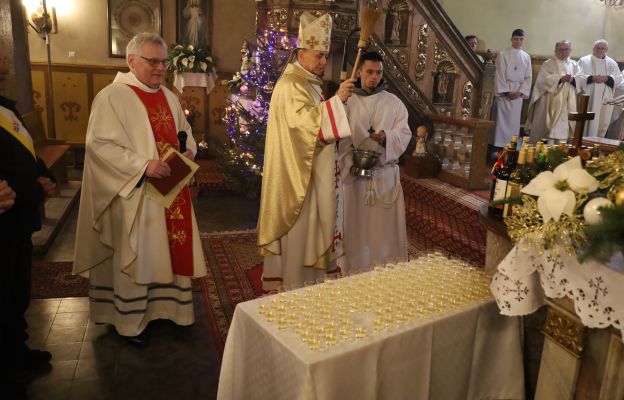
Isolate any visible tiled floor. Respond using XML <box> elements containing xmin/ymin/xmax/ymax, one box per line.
<box><xmin>25</xmin><ymin>184</ymin><xmax>260</xmax><ymax>400</ymax></box>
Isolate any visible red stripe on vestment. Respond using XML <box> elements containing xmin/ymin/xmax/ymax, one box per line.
<box><xmin>318</xmin><ymin>128</ymin><xmax>328</xmax><ymax>144</ymax></box>
<box><xmin>325</xmin><ymin>100</ymin><xmax>340</xmax><ymax>141</ymax></box>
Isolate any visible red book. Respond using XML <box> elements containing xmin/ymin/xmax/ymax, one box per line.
<box><xmin>149</xmin><ymin>152</ymin><xmax>192</xmax><ymax>196</ymax></box>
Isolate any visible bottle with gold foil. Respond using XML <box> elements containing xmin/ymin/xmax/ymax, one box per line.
<box><xmin>526</xmin><ymin>147</ymin><xmax>537</xmax><ymax>180</ymax></box>
<box><xmin>503</xmin><ymin>148</ymin><xmax>529</xmax><ymax>217</ymax></box>
<box><xmin>535</xmin><ymin>145</ymin><xmax>548</xmax><ymax>174</ymax></box>
<box><xmin>489</xmin><ymin>142</ymin><xmax>517</xmax><ymax>217</ymax></box>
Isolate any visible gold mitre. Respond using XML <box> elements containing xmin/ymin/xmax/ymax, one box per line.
<box><xmin>297</xmin><ymin>12</ymin><xmax>332</xmax><ymax>52</ymax></box>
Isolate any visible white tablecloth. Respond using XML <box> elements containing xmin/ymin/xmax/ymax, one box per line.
<box><xmin>217</xmin><ymin>294</ymin><xmax>524</xmax><ymax>399</ymax></box>
<box><xmin>491</xmin><ymin>239</ymin><xmax>624</xmax><ymax>338</ymax></box>
<box><xmin>173</xmin><ymin>71</ymin><xmax>217</xmax><ymax>94</ymax></box>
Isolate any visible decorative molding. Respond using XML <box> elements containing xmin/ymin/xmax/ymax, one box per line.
<box><xmin>60</xmin><ymin>101</ymin><xmax>81</xmax><ymax>122</ymax></box>
<box><xmin>434</xmin><ymin>41</ymin><xmax>456</xmax><ymax>72</ymax></box>
<box><xmin>461</xmin><ymin>81</ymin><xmax>473</xmax><ymax>118</ymax></box>
<box><xmin>414</xmin><ymin>23</ymin><xmax>428</xmax><ymax>81</ymax></box>
<box><xmin>369</xmin><ymin>35</ymin><xmax>434</xmax><ymax>116</ymax></box>
<box><xmin>390</xmin><ymin>47</ymin><xmax>408</xmax><ymax>70</ymax></box>
<box><xmin>542</xmin><ymin>306</ymin><xmax>585</xmax><ymax>357</ymax></box>
<box><xmin>329</xmin><ymin>11</ymin><xmax>357</xmax><ymax>32</ymax></box>
<box><xmin>267</xmin><ymin>7</ymin><xmax>289</xmax><ymax>31</ymax></box>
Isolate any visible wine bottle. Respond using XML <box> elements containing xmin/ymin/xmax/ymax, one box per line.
<box><xmin>503</xmin><ymin>148</ymin><xmax>529</xmax><ymax>217</ymax></box>
<box><xmin>489</xmin><ymin>143</ymin><xmax>517</xmax><ymax>217</ymax></box>
<box><xmin>526</xmin><ymin>147</ymin><xmax>537</xmax><ymax>180</ymax></box>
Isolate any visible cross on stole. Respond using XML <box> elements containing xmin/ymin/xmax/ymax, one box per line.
<box><xmin>568</xmin><ymin>95</ymin><xmax>595</xmax><ymax>150</ymax></box>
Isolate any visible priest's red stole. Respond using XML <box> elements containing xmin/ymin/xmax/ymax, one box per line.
<box><xmin>128</xmin><ymin>85</ymin><xmax>194</xmax><ymax>276</ymax></box>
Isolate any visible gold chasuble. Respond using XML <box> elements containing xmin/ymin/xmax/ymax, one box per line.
<box><xmin>128</xmin><ymin>85</ymin><xmax>194</xmax><ymax>276</ymax></box>
<box><xmin>258</xmin><ymin>63</ymin><xmax>351</xmax><ymax>270</ymax></box>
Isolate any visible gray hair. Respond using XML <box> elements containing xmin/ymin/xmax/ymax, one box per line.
<box><xmin>125</xmin><ymin>33</ymin><xmax>167</xmax><ymax>63</ymax></box>
<box><xmin>555</xmin><ymin>40</ymin><xmax>571</xmax><ymax>51</ymax></box>
<box><xmin>594</xmin><ymin>39</ymin><xmax>608</xmax><ymax>47</ymax></box>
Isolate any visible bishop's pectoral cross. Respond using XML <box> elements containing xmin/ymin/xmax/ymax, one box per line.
<box><xmin>568</xmin><ymin>95</ymin><xmax>595</xmax><ymax>150</ymax></box>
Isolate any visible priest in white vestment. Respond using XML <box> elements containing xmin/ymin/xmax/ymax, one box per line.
<box><xmin>493</xmin><ymin>29</ymin><xmax>532</xmax><ymax>148</ymax></box>
<box><xmin>576</xmin><ymin>39</ymin><xmax>623</xmax><ymax>137</ymax></box>
<box><xmin>337</xmin><ymin>52</ymin><xmax>411</xmax><ymax>274</ymax></box>
<box><xmin>526</xmin><ymin>40</ymin><xmax>581</xmax><ymax>144</ymax></box>
<box><xmin>257</xmin><ymin>13</ymin><xmax>354</xmax><ymax>291</ymax></box>
<box><xmin>73</xmin><ymin>33</ymin><xmax>207</xmax><ymax>341</ymax></box>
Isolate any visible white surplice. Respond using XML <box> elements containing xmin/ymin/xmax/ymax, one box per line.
<box><xmin>576</xmin><ymin>54</ymin><xmax>623</xmax><ymax>137</ymax></box>
<box><xmin>492</xmin><ymin>47</ymin><xmax>532</xmax><ymax>147</ymax></box>
<box><xmin>526</xmin><ymin>57</ymin><xmax>581</xmax><ymax>143</ymax></box>
<box><xmin>337</xmin><ymin>89</ymin><xmax>411</xmax><ymax>274</ymax></box>
<box><xmin>73</xmin><ymin>72</ymin><xmax>207</xmax><ymax>337</ymax></box>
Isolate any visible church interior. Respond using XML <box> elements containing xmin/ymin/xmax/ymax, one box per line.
<box><xmin>1</xmin><ymin>0</ymin><xmax>624</xmax><ymax>399</ymax></box>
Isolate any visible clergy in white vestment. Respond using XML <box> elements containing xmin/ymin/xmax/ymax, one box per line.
<box><xmin>576</xmin><ymin>39</ymin><xmax>623</xmax><ymax>137</ymax></box>
<box><xmin>526</xmin><ymin>40</ymin><xmax>581</xmax><ymax>144</ymax></box>
<box><xmin>73</xmin><ymin>33</ymin><xmax>207</xmax><ymax>342</ymax></box>
<box><xmin>337</xmin><ymin>52</ymin><xmax>411</xmax><ymax>274</ymax></box>
<box><xmin>257</xmin><ymin>13</ymin><xmax>354</xmax><ymax>291</ymax></box>
<box><xmin>493</xmin><ymin>29</ymin><xmax>532</xmax><ymax>148</ymax></box>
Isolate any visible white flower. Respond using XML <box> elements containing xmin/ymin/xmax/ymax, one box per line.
<box><xmin>207</xmin><ymin>56</ymin><xmax>213</xmax><ymax>62</ymax></box>
<box><xmin>189</xmin><ymin>55</ymin><xmax>195</xmax><ymax>62</ymax></box>
<box><xmin>187</xmin><ymin>45</ymin><xmax>194</xmax><ymax>51</ymax></box>
<box><xmin>200</xmin><ymin>62</ymin><xmax>207</xmax><ymax>72</ymax></box>
<box><xmin>181</xmin><ymin>58</ymin><xmax>189</xmax><ymax>67</ymax></box>
<box><xmin>175</xmin><ymin>44</ymin><xmax>183</xmax><ymax>50</ymax></box>
<box><xmin>522</xmin><ymin>156</ymin><xmax>599</xmax><ymax>222</ymax></box>
<box><xmin>188</xmin><ymin>61</ymin><xmax>194</xmax><ymax>69</ymax></box>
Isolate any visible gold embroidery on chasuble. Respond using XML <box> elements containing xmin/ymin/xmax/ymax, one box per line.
<box><xmin>126</xmin><ymin>84</ymin><xmax>194</xmax><ymax>276</ymax></box>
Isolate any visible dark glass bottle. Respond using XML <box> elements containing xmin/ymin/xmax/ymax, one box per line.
<box><xmin>503</xmin><ymin>148</ymin><xmax>530</xmax><ymax>217</ymax></box>
<box><xmin>488</xmin><ymin>143</ymin><xmax>517</xmax><ymax>218</ymax></box>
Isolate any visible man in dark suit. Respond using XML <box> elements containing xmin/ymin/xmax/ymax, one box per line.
<box><xmin>0</xmin><ymin>46</ymin><xmax>56</xmax><ymax>395</ymax></box>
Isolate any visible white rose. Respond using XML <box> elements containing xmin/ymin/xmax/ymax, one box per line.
<box><xmin>187</xmin><ymin>45</ymin><xmax>194</xmax><ymax>51</ymax></box>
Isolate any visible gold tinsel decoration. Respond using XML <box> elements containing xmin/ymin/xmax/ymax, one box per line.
<box><xmin>586</xmin><ymin>149</ymin><xmax>624</xmax><ymax>204</ymax></box>
<box><xmin>505</xmin><ymin>194</ymin><xmax>588</xmax><ymax>255</ymax></box>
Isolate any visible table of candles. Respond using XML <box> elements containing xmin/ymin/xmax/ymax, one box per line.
<box><xmin>217</xmin><ymin>254</ymin><xmax>525</xmax><ymax>400</ymax></box>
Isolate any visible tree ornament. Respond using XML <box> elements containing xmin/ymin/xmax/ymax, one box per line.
<box><xmin>615</xmin><ymin>187</ymin><xmax>624</xmax><ymax>206</ymax></box>
<box><xmin>263</xmin><ymin>82</ymin><xmax>274</xmax><ymax>94</ymax></box>
<box><xmin>583</xmin><ymin>197</ymin><xmax>614</xmax><ymax>225</ymax></box>
<box><xmin>240</xmin><ymin>84</ymin><xmax>249</xmax><ymax>96</ymax></box>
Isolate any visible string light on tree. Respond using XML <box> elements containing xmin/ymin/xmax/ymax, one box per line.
<box><xmin>217</xmin><ymin>28</ymin><xmax>292</xmax><ymax>196</ymax></box>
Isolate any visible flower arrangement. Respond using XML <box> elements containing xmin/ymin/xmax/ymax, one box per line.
<box><xmin>168</xmin><ymin>44</ymin><xmax>216</xmax><ymax>74</ymax></box>
<box><xmin>505</xmin><ymin>144</ymin><xmax>624</xmax><ymax>265</ymax></box>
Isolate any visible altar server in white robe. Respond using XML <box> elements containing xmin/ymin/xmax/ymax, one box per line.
<box><xmin>73</xmin><ymin>33</ymin><xmax>207</xmax><ymax>342</ymax></box>
<box><xmin>576</xmin><ymin>39</ymin><xmax>623</xmax><ymax>137</ymax></box>
<box><xmin>338</xmin><ymin>51</ymin><xmax>411</xmax><ymax>274</ymax></box>
<box><xmin>526</xmin><ymin>40</ymin><xmax>581</xmax><ymax>144</ymax></box>
<box><xmin>493</xmin><ymin>29</ymin><xmax>532</xmax><ymax>148</ymax></box>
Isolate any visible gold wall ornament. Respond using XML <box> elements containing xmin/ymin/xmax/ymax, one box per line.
<box><xmin>434</xmin><ymin>41</ymin><xmax>456</xmax><ymax>73</ymax></box>
<box><xmin>267</xmin><ymin>8</ymin><xmax>289</xmax><ymax>31</ymax></box>
<box><xmin>329</xmin><ymin>11</ymin><xmax>357</xmax><ymax>32</ymax></box>
<box><xmin>542</xmin><ymin>306</ymin><xmax>585</xmax><ymax>357</ymax></box>
<box><xmin>414</xmin><ymin>23</ymin><xmax>428</xmax><ymax>81</ymax></box>
<box><xmin>461</xmin><ymin>81</ymin><xmax>473</xmax><ymax>118</ymax></box>
<box><xmin>391</xmin><ymin>47</ymin><xmax>408</xmax><ymax>69</ymax></box>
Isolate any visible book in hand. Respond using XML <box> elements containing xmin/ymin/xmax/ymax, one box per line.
<box><xmin>148</xmin><ymin>151</ymin><xmax>192</xmax><ymax>196</ymax></box>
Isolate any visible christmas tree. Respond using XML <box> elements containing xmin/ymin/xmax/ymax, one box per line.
<box><xmin>217</xmin><ymin>29</ymin><xmax>293</xmax><ymax>197</ymax></box>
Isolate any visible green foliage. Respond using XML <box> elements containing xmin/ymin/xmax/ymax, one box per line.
<box><xmin>578</xmin><ymin>205</ymin><xmax>624</xmax><ymax>263</ymax></box>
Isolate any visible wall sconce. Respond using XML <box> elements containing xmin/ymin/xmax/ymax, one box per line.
<box><xmin>22</xmin><ymin>0</ymin><xmax>59</xmax><ymax>138</ymax></box>
<box><xmin>23</xmin><ymin>0</ymin><xmax>58</xmax><ymax>38</ymax></box>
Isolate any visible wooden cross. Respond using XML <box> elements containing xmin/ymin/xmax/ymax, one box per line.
<box><xmin>568</xmin><ymin>95</ymin><xmax>595</xmax><ymax>150</ymax></box>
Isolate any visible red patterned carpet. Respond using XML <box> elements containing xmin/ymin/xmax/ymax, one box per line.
<box><xmin>402</xmin><ymin>176</ymin><xmax>487</xmax><ymax>266</ymax></box>
<box><xmin>31</xmin><ymin>260</ymin><xmax>88</xmax><ymax>299</ymax></box>
<box><xmin>198</xmin><ymin>230</ymin><xmax>262</xmax><ymax>355</ymax></box>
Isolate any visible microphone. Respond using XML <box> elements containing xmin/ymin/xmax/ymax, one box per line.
<box><xmin>177</xmin><ymin>131</ymin><xmax>187</xmax><ymax>153</ymax></box>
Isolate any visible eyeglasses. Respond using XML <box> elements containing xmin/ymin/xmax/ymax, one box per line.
<box><xmin>139</xmin><ymin>55</ymin><xmax>170</xmax><ymax>68</ymax></box>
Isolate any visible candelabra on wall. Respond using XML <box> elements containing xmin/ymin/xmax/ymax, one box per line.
<box><xmin>22</xmin><ymin>0</ymin><xmax>58</xmax><ymax>138</ymax></box>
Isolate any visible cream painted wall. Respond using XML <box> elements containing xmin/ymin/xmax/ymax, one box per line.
<box><xmin>439</xmin><ymin>0</ymin><xmax>624</xmax><ymax>60</ymax></box>
<box><xmin>27</xmin><ymin>0</ymin><xmax>256</xmax><ymax>72</ymax></box>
